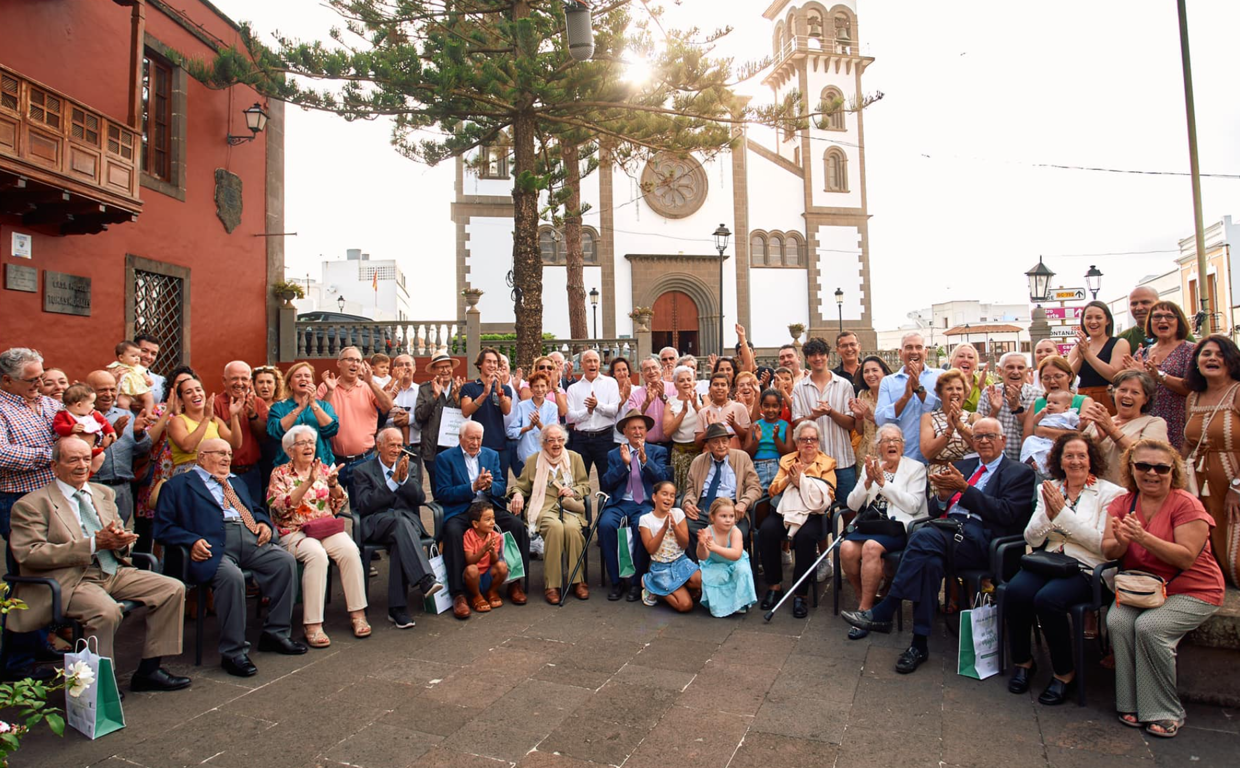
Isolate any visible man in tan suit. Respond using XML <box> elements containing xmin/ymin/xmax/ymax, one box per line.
<box><xmin>681</xmin><ymin>423</ymin><xmax>762</xmax><ymax>561</ymax></box>
<box><xmin>9</xmin><ymin>437</ymin><xmax>190</xmax><ymax>692</ymax></box>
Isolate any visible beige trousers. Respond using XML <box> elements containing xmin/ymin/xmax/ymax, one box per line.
<box><xmin>282</xmin><ymin>530</ymin><xmax>367</xmax><ymax>624</ymax></box>
<box><xmin>537</xmin><ymin>510</ymin><xmax>586</xmax><ymax>589</ymax></box>
<box><xmin>65</xmin><ymin>564</ymin><xmax>185</xmax><ymax>661</ymax></box>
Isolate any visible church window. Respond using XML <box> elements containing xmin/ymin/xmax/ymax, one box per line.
<box><xmin>824</xmin><ymin>148</ymin><xmax>848</xmax><ymax>192</ymax></box>
<box><xmin>750</xmin><ymin>233</ymin><xmax>767</xmax><ymax>267</ymax></box>
<box><xmin>834</xmin><ymin>13</ymin><xmax>853</xmax><ymax>53</ymax></box>
<box><xmin>539</xmin><ymin>226</ymin><xmax>600</xmax><ymax>265</ymax></box>
<box><xmin>581</xmin><ymin>228</ymin><xmax>599</xmax><ymax>265</ymax></box>
<box><xmin>820</xmin><ymin>87</ymin><xmax>846</xmax><ymax>131</ymax></box>
<box><xmin>769</xmin><ymin>234</ymin><xmax>785</xmax><ymax>267</ymax></box>
<box><xmin>479</xmin><ymin>146</ymin><xmax>509</xmax><ymax>179</ymax></box>
<box><xmin>784</xmin><ymin>234</ymin><xmax>802</xmax><ymax>267</ymax></box>
<box><xmin>539</xmin><ymin>227</ymin><xmax>561</xmax><ymax>264</ymax></box>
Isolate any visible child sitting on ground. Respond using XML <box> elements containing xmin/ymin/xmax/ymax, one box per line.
<box><xmin>1020</xmin><ymin>389</ymin><xmax>1080</xmax><ymax>474</ymax></box>
<box><xmin>696</xmin><ymin>499</ymin><xmax>758</xmax><ymax>617</ymax></box>
<box><xmin>462</xmin><ymin>500</ymin><xmax>509</xmax><ymax>613</ymax></box>
<box><xmin>52</xmin><ymin>383</ymin><xmax>116</xmax><ymax>457</ymax></box>
<box><xmin>639</xmin><ymin>480</ymin><xmax>701</xmax><ymax>612</ymax></box>
<box><xmin>108</xmin><ymin>339</ymin><xmax>154</xmax><ymax>413</ymax></box>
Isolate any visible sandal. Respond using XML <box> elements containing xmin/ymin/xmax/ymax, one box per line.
<box><xmin>485</xmin><ymin>590</ymin><xmax>503</xmax><ymax>609</ymax></box>
<box><xmin>1117</xmin><ymin>713</ymin><xmax>1142</xmax><ymax>728</ymax></box>
<box><xmin>304</xmin><ymin>627</ymin><xmax>331</xmax><ymax>648</ymax></box>
<box><xmin>351</xmin><ymin>617</ymin><xmax>372</xmax><ymax>638</ymax></box>
<box><xmin>471</xmin><ymin>595</ymin><xmax>492</xmax><ymax>613</ymax></box>
<box><xmin>1145</xmin><ymin>720</ymin><xmax>1182</xmax><ymax>739</ymax></box>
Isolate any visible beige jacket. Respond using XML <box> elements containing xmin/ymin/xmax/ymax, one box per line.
<box><xmin>683</xmin><ymin>449</ymin><xmax>763</xmax><ymax>514</ymax></box>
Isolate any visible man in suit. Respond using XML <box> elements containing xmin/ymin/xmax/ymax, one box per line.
<box><xmin>843</xmin><ymin>417</ymin><xmax>1036</xmax><ymax>674</ymax></box>
<box><xmin>352</xmin><ymin>428</ymin><xmax>443</xmax><ymax>629</ymax></box>
<box><xmin>9</xmin><ymin>438</ymin><xmax>189</xmax><ymax>692</ymax></box>
<box><xmin>433</xmin><ymin>421</ymin><xmax>527</xmax><ymax>619</ymax></box>
<box><xmin>153</xmin><ymin>438</ymin><xmax>306</xmax><ymax>677</ymax></box>
<box><xmin>682</xmin><ymin>423</ymin><xmax>763</xmax><ymax>561</ymax></box>
<box><xmin>599</xmin><ymin>409</ymin><xmax>669</xmax><ymax>601</ymax></box>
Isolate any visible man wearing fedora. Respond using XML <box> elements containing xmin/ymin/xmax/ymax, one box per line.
<box><xmin>682</xmin><ymin>423</ymin><xmax>763</xmax><ymax>561</ymax></box>
<box><xmin>414</xmin><ymin>352</ymin><xmax>463</xmax><ymax>489</ymax></box>
<box><xmin>599</xmin><ymin>409</ymin><xmax>670</xmax><ymax>601</ymax></box>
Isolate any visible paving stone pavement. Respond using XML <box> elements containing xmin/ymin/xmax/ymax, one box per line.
<box><xmin>13</xmin><ymin>553</ymin><xmax>1239</xmax><ymax>768</ymax></box>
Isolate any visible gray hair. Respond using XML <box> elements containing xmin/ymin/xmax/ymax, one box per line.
<box><xmin>672</xmin><ymin>365</ymin><xmax>695</xmax><ymax>383</ymax></box>
<box><xmin>900</xmin><ymin>331</ymin><xmax>925</xmax><ymax>348</ymax></box>
<box><xmin>793</xmin><ymin>420</ymin><xmax>820</xmax><ymax>443</ymax></box>
<box><xmin>0</xmin><ymin>347</ymin><xmax>43</xmax><ymax>379</ymax></box>
<box><xmin>643</xmin><ymin>355</ymin><xmax>662</xmax><ymax>370</ymax></box>
<box><xmin>677</xmin><ymin>355</ymin><xmax>697</xmax><ymax>368</ymax></box>
<box><xmin>461</xmin><ymin>420</ymin><xmax>484</xmax><ymax>438</ymax></box>
<box><xmin>659</xmin><ymin>346</ymin><xmax>679</xmax><ymax>358</ymax></box>
<box><xmin>876</xmin><ymin>423</ymin><xmax>905</xmax><ymax>443</ymax></box>
<box><xmin>282</xmin><ymin>424</ymin><xmax>318</xmax><ymax>455</ymax></box>
<box><xmin>540</xmin><ymin>423</ymin><xmax>567</xmax><ymax>445</ymax></box>
<box><xmin>998</xmin><ymin>351</ymin><xmax>1027</xmax><ymax>368</ymax></box>
<box><xmin>1112</xmin><ymin>370</ymin><xmax>1157</xmax><ymax>413</ymax></box>
<box><xmin>377</xmin><ymin>426</ymin><xmax>404</xmax><ymax>444</ymax></box>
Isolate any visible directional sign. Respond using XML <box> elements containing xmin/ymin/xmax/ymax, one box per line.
<box><xmin>1044</xmin><ymin>306</ymin><xmax>1085</xmax><ymax>321</ymax></box>
<box><xmin>1049</xmin><ymin>288</ymin><xmax>1087</xmax><ymax>301</ymax></box>
<box><xmin>1057</xmin><ymin>344</ymin><xmax>1074</xmax><ymax>356</ymax></box>
<box><xmin>1048</xmin><ymin>325</ymin><xmax>1078</xmax><ymax>338</ymax></box>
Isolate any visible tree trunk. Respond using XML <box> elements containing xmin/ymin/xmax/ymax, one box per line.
<box><xmin>563</xmin><ymin>142</ymin><xmax>589</xmax><ymax>340</ymax></box>
<box><xmin>511</xmin><ymin>108</ymin><xmax>542</xmax><ymax>369</ymax></box>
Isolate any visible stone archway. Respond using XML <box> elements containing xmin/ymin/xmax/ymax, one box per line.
<box><xmin>636</xmin><ymin>271</ymin><xmax>722</xmax><ymax>356</ymax></box>
<box><xmin>652</xmin><ymin>291</ymin><xmax>700</xmax><ymax>356</ymax></box>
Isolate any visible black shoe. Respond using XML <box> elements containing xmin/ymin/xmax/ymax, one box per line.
<box><xmin>257</xmin><ymin>632</ymin><xmax>308</xmax><ymax>655</ymax></box>
<box><xmin>895</xmin><ymin>646</ymin><xmax>929</xmax><ymax>674</ymax></box>
<box><xmin>842</xmin><ymin>609</ymin><xmax>893</xmax><ymax>634</ymax></box>
<box><xmin>1037</xmin><ymin>677</ymin><xmax>1076</xmax><ymax>706</ymax></box>
<box><xmin>608</xmin><ymin>582</ymin><xmax>625</xmax><ymax>601</ymax></box>
<box><xmin>626</xmin><ymin>584</ymin><xmax>642</xmax><ymax>602</ymax></box>
<box><xmin>222</xmin><ymin>654</ymin><xmax>258</xmax><ymax>677</ymax></box>
<box><xmin>1008</xmin><ymin>662</ymin><xmax>1038</xmax><ymax>694</ymax></box>
<box><xmin>792</xmin><ymin>596</ymin><xmax>808</xmax><ymax>619</ymax></box>
<box><xmin>119</xmin><ymin>688</ymin><xmax>125</xmax><ymax>701</ymax></box>
<box><xmin>131</xmin><ymin>668</ymin><xmax>192</xmax><ymax>692</ymax></box>
<box><xmin>0</xmin><ymin>665</ymin><xmax>56</xmax><ymax>683</ymax></box>
<box><xmin>847</xmin><ymin>626</ymin><xmax>870</xmax><ymax>641</ymax></box>
<box><xmin>387</xmin><ymin>609</ymin><xmax>416</xmax><ymax>629</ymax></box>
<box><xmin>418</xmin><ymin>575</ymin><xmax>443</xmax><ymax>597</ymax></box>
<box><xmin>760</xmin><ymin>589</ymin><xmax>780</xmax><ymax>611</ymax></box>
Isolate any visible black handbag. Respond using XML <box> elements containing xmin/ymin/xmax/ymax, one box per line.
<box><xmin>1020</xmin><ymin>549</ymin><xmax>1082</xmax><ymax>579</ymax></box>
<box><xmin>853</xmin><ymin>501</ymin><xmax>906</xmax><ymax>539</ymax></box>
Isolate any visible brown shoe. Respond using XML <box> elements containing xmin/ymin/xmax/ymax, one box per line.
<box><xmin>508</xmin><ymin>582</ymin><xmax>528</xmax><ymax>605</ymax></box>
<box><xmin>471</xmin><ymin>594</ymin><xmax>492</xmax><ymax>613</ymax></box>
<box><xmin>573</xmin><ymin>582</ymin><xmax>590</xmax><ymax>600</ymax></box>
<box><xmin>452</xmin><ymin>594</ymin><xmax>471</xmax><ymax>620</ymax></box>
<box><xmin>544</xmin><ymin>588</ymin><xmax>561</xmax><ymax>605</ymax></box>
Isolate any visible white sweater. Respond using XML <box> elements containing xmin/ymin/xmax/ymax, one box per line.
<box><xmin>846</xmin><ymin>457</ymin><xmax>929</xmax><ymax>530</ymax></box>
<box><xmin>1023</xmin><ymin>478</ymin><xmax>1125</xmax><ymax>570</ymax></box>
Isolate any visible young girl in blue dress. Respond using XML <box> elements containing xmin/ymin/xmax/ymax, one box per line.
<box><xmin>696</xmin><ymin>499</ymin><xmax>758</xmax><ymax>617</ymax></box>
<box><xmin>639</xmin><ymin>480</ymin><xmax>701</xmax><ymax>611</ymax></box>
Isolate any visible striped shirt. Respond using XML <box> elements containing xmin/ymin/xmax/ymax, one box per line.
<box><xmin>790</xmin><ymin>373</ymin><xmax>856</xmax><ymax>469</ymax></box>
<box><xmin>976</xmin><ymin>383</ymin><xmax>1040</xmax><ymax>462</ymax></box>
<box><xmin>0</xmin><ymin>390</ymin><xmax>62</xmax><ymax>493</ymax></box>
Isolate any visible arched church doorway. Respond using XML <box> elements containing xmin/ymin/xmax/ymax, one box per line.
<box><xmin>652</xmin><ymin>291</ymin><xmax>700</xmax><ymax>356</ymax></box>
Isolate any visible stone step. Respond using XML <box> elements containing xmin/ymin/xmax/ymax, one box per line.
<box><xmin>1185</xmin><ymin>585</ymin><xmax>1240</xmax><ymax>651</ymax></box>
<box><xmin>1178</xmin><ymin>586</ymin><xmax>1240</xmax><ymax>707</ymax></box>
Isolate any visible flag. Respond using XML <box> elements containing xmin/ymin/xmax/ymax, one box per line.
<box><xmin>372</xmin><ymin>270</ymin><xmax>378</xmax><ymax>291</ymax></box>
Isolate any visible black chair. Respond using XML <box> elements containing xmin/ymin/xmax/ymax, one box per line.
<box><xmin>168</xmin><ymin>545</ymin><xmax>261</xmax><ymax>666</ymax></box>
<box><xmin>832</xmin><ymin>510</ymin><xmax>930</xmax><ymax>634</ymax></box>
<box><xmin>752</xmin><ymin>492</ymin><xmax>826</xmax><ymax>609</ymax></box>
<box><xmin>350</xmin><ymin>489</ymin><xmax>445</xmax><ymax>609</ymax></box>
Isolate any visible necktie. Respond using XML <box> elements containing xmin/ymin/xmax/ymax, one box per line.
<box><xmin>220</xmin><ymin>479</ymin><xmax>261</xmax><ymax>535</ymax></box>
<box><xmin>701</xmin><ymin>459</ymin><xmax>725</xmax><ymax>511</ymax></box>
<box><xmin>629</xmin><ymin>450</ymin><xmax>645</xmax><ymax>505</ymax></box>
<box><xmin>946</xmin><ymin>464</ymin><xmax>988</xmax><ymax>516</ymax></box>
<box><xmin>76</xmin><ymin>490</ymin><xmax>118</xmax><ymax>576</ymax></box>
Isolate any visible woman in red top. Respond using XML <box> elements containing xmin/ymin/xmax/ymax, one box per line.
<box><xmin>1102</xmin><ymin>438</ymin><xmax>1224</xmax><ymax>739</ymax></box>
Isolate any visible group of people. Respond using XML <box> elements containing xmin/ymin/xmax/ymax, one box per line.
<box><xmin>0</xmin><ymin>284</ymin><xmax>1234</xmax><ymax>740</ymax></box>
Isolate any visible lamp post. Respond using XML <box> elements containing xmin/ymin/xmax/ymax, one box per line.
<box><xmin>226</xmin><ymin>103</ymin><xmax>270</xmax><ymax>145</ymax></box>
<box><xmin>1025</xmin><ymin>256</ymin><xmax>1056</xmax><ymax>352</ymax></box>
<box><xmin>834</xmin><ymin>287</ymin><xmax>844</xmax><ymax>335</ymax></box>
<box><xmin>336</xmin><ymin>294</ymin><xmax>346</xmax><ymax>313</ymax></box>
<box><xmin>589</xmin><ymin>287</ymin><xmax>599</xmax><ymax>341</ymax></box>
<box><xmin>713</xmin><ymin>223</ymin><xmax>731</xmax><ymax>355</ymax></box>
<box><xmin>1085</xmin><ymin>265</ymin><xmax>1104</xmax><ymax>300</ymax></box>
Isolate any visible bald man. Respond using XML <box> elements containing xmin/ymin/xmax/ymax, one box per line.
<box><xmin>85</xmin><ymin>370</ymin><xmax>152</xmax><ymax>524</ymax></box>
<box><xmin>1119</xmin><ymin>286</ymin><xmax>1194</xmax><ymax>352</ymax></box>
<box><xmin>213</xmin><ymin>361</ymin><xmax>268</xmax><ymax>504</ymax></box>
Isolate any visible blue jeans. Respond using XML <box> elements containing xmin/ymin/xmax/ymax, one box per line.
<box><xmin>834</xmin><ymin>465</ymin><xmax>857</xmax><ymax>507</ymax></box>
<box><xmin>599</xmin><ymin>500</ymin><xmax>650</xmax><ymax>584</ymax></box>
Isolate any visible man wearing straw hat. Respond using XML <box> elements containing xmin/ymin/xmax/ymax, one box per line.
<box><xmin>599</xmin><ymin>408</ymin><xmax>670</xmax><ymax>601</ymax></box>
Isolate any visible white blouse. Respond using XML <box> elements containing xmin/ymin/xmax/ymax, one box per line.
<box><xmin>845</xmin><ymin>457</ymin><xmax>929</xmax><ymax>529</ymax></box>
<box><xmin>1024</xmin><ymin>477</ymin><xmax>1125</xmax><ymax>570</ymax></box>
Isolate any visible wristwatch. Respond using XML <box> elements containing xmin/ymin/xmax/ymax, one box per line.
<box><xmin>914</xmin><ymin>385</ymin><xmax>926</xmax><ymax>396</ymax></box>
<box><xmin>1012</xmin><ymin>405</ymin><xmax>1025</xmax><ymax>415</ymax></box>
<box><xmin>1229</xmin><ymin>479</ymin><xmax>1240</xmax><ymax>494</ymax></box>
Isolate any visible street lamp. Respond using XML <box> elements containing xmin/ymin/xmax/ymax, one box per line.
<box><xmin>1025</xmin><ymin>256</ymin><xmax>1055</xmax><ymax>304</ymax></box>
<box><xmin>563</xmin><ymin>1</ymin><xmax>594</xmax><ymax>62</ymax></box>
<box><xmin>1085</xmin><ymin>264</ymin><xmax>1104</xmax><ymax>300</ymax></box>
<box><xmin>226</xmin><ymin>103</ymin><xmax>270</xmax><ymax>145</ymax></box>
<box><xmin>713</xmin><ymin>223</ymin><xmax>731</xmax><ymax>355</ymax></box>
<box><xmin>336</xmin><ymin>294</ymin><xmax>346</xmax><ymax>312</ymax></box>
<box><xmin>834</xmin><ymin>287</ymin><xmax>844</xmax><ymax>335</ymax></box>
<box><xmin>589</xmin><ymin>287</ymin><xmax>599</xmax><ymax>340</ymax></box>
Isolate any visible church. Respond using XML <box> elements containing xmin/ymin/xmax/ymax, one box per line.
<box><xmin>451</xmin><ymin>1</ymin><xmax>877</xmax><ymax>356</ymax></box>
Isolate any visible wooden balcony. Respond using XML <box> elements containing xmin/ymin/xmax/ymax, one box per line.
<box><xmin>0</xmin><ymin>66</ymin><xmax>143</xmax><ymax>235</ymax></box>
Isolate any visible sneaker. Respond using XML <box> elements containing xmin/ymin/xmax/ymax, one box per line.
<box><xmin>640</xmin><ymin>577</ymin><xmax>657</xmax><ymax>607</ymax></box>
<box><xmin>387</xmin><ymin>609</ymin><xmax>416</xmax><ymax>629</ymax></box>
<box><xmin>781</xmin><ymin>549</ymin><xmax>793</xmax><ymax>566</ymax></box>
<box><xmin>815</xmin><ymin>557</ymin><xmax>833</xmax><ymax>583</ymax></box>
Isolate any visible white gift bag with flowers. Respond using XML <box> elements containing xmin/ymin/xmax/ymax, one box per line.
<box><xmin>64</xmin><ymin>637</ymin><xmax>125</xmax><ymax>740</ymax></box>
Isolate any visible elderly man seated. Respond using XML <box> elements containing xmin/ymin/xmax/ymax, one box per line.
<box><xmin>352</xmin><ymin>427</ymin><xmax>442</xmax><ymax>629</ymax></box>
<box><xmin>433</xmin><ymin>421</ymin><xmax>528</xmax><ymax>620</ymax></box>
<box><xmin>154</xmin><ymin>438</ymin><xmax>306</xmax><ymax>677</ymax></box>
<box><xmin>9</xmin><ymin>437</ymin><xmax>189</xmax><ymax>692</ymax></box>
<box><xmin>843</xmin><ymin>417</ymin><xmax>1035</xmax><ymax>674</ymax></box>
<box><xmin>599</xmin><ymin>409</ymin><xmax>670</xmax><ymax>601</ymax></box>
<box><xmin>682</xmin><ymin>423</ymin><xmax>762</xmax><ymax>561</ymax></box>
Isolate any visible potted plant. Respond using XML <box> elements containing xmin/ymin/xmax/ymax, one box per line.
<box><xmin>461</xmin><ymin>288</ymin><xmax>484</xmax><ymax>309</ymax></box>
<box><xmin>271</xmin><ymin>281</ymin><xmax>305</xmax><ymax>306</ymax></box>
<box><xmin>629</xmin><ymin>306</ymin><xmax>654</xmax><ymax>331</ymax></box>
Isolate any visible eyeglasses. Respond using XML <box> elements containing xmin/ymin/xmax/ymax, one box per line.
<box><xmin>877</xmin><ymin>437</ymin><xmax>904</xmax><ymax>445</ymax></box>
<box><xmin>292</xmin><ymin>439</ymin><xmax>315</xmax><ymax>448</ymax></box>
<box><xmin>1149</xmin><ymin>313</ymin><xmax>1177</xmax><ymax>322</ymax></box>
<box><xmin>973</xmin><ymin>433</ymin><xmax>1000</xmax><ymax>442</ymax></box>
<box><xmin>796</xmin><ymin>437</ymin><xmax>818</xmax><ymax>444</ymax></box>
<box><xmin>537</xmin><ymin>365</ymin><xmax>554</xmax><ymax>371</ymax></box>
<box><xmin>340</xmin><ymin>357</ymin><xmax>363</xmax><ymax>364</ymax></box>
<box><xmin>1132</xmin><ymin>461</ymin><xmax>1173</xmax><ymax>476</ymax></box>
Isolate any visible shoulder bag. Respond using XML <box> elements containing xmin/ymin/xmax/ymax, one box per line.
<box><xmin>1020</xmin><ymin>482</ymin><xmax>1085</xmax><ymax>579</ymax></box>
<box><xmin>1112</xmin><ymin>493</ymin><xmax>1179</xmax><ymax>609</ymax></box>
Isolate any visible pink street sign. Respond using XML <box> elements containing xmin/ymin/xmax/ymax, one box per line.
<box><xmin>1044</xmin><ymin>306</ymin><xmax>1085</xmax><ymax>321</ymax></box>
<box><xmin>1057</xmin><ymin>343</ymin><xmax>1074</xmax><ymax>356</ymax></box>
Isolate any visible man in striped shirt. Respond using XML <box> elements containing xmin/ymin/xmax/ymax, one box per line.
<box><xmin>790</xmin><ymin>337</ymin><xmax>857</xmax><ymax>501</ymax></box>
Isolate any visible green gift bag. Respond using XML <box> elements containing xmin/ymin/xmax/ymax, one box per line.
<box><xmin>957</xmin><ymin>596</ymin><xmax>1000</xmax><ymax>680</ymax></box>
<box><xmin>502</xmin><ymin>530</ymin><xmax>526</xmax><ymax>582</ymax></box>
<box><xmin>65</xmin><ymin>638</ymin><xmax>126</xmax><ymax>740</ymax></box>
<box><xmin>617</xmin><ymin>517</ymin><xmax>636</xmax><ymax>579</ymax></box>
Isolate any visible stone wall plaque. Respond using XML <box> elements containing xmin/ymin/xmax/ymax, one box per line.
<box><xmin>43</xmin><ymin>271</ymin><xmax>91</xmax><ymax>316</ymax></box>
<box><xmin>5</xmin><ymin>264</ymin><xmax>37</xmax><ymax>293</ymax></box>
<box><xmin>214</xmin><ymin>168</ymin><xmax>243</xmax><ymax>234</ymax></box>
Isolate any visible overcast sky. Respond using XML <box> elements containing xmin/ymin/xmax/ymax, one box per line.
<box><xmin>208</xmin><ymin>0</ymin><xmax>1240</xmax><ymax>329</ymax></box>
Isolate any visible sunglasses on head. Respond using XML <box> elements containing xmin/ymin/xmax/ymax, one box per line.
<box><xmin>1132</xmin><ymin>461</ymin><xmax>1173</xmax><ymax>476</ymax></box>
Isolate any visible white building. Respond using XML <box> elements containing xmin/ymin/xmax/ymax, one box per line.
<box><xmin>293</xmin><ymin>249</ymin><xmax>412</xmax><ymax>322</ymax></box>
<box><xmin>1105</xmin><ymin>269</ymin><xmax>1184</xmax><ymax>336</ymax></box>
<box><xmin>877</xmin><ymin>300</ymin><xmax>1031</xmax><ymax>355</ymax></box>
<box><xmin>451</xmin><ymin>0</ymin><xmax>877</xmax><ymax>355</ymax></box>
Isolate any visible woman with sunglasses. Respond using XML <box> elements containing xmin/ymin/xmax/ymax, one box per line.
<box><xmin>1102</xmin><ymin>439</ymin><xmax>1223</xmax><ymax>738</ymax></box>
<box><xmin>1182</xmin><ymin>335</ymin><xmax>1240</xmax><ymax>586</ymax></box>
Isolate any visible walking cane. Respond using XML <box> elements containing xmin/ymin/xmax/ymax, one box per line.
<box><xmin>559</xmin><ymin>490</ymin><xmax>609</xmax><ymax>607</ymax></box>
<box><xmin>557</xmin><ymin>490</ymin><xmax>570</xmax><ymax>597</ymax></box>
<box><xmin>763</xmin><ymin>518</ymin><xmax>854</xmax><ymax>622</ymax></box>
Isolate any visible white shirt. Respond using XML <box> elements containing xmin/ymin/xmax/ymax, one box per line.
<box><xmin>463</xmin><ymin>449</ymin><xmax>484</xmax><ymax>499</ymax></box>
<box><xmin>566</xmin><ymin>374</ymin><xmax>621</xmax><ymax>432</ymax></box>
<box><xmin>55</xmin><ymin>478</ymin><xmax>97</xmax><ymax>554</ymax></box>
<box><xmin>385</xmin><ymin>385</ymin><xmax>421</xmax><ymax>445</ymax></box>
<box><xmin>790</xmin><ymin>372</ymin><xmax>856</xmax><ymax>468</ymax></box>
<box><xmin>379</xmin><ymin>458</ymin><xmax>411</xmax><ymax>492</ymax></box>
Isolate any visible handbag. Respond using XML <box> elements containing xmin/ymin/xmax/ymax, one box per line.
<box><xmin>1020</xmin><ymin>549</ymin><xmax>1081</xmax><ymax>579</ymax></box>
<box><xmin>853</xmin><ymin>501</ymin><xmax>905</xmax><ymax>538</ymax></box>
<box><xmin>301</xmin><ymin>515</ymin><xmax>345</xmax><ymax>540</ymax></box>
<box><xmin>1114</xmin><ymin>570</ymin><xmax>1171</xmax><ymax>609</ymax></box>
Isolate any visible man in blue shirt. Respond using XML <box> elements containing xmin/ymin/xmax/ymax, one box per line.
<box><xmin>459</xmin><ymin>347</ymin><xmax>515</xmax><ymax>480</ymax></box>
<box><xmin>85</xmin><ymin>370</ymin><xmax>151</xmax><ymax>524</ymax></box>
<box><xmin>875</xmin><ymin>332</ymin><xmax>942</xmax><ymax>463</ymax></box>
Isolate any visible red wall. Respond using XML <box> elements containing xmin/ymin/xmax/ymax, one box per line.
<box><xmin>0</xmin><ymin>0</ymin><xmax>272</xmax><ymax>385</ymax></box>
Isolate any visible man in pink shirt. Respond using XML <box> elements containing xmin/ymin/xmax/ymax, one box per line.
<box><xmin>316</xmin><ymin>346</ymin><xmax>394</xmax><ymax>501</ymax></box>
<box><xmin>624</xmin><ymin>356</ymin><xmax>671</xmax><ymax>471</ymax></box>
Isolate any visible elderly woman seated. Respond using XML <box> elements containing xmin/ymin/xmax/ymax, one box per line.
<box><xmin>840</xmin><ymin>423</ymin><xmax>928</xmax><ymax>639</ymax></box>
<box><xmin>758</xmin><ymin>420</ymin><xmax>837</xmax><ymax>619</ymax></box>
<box><xmin>508</xmin><ymin>424</ymin><xmax>591</xmax><ymax>604</ymax></box>
<box><xmin>266</xmin><ymin>424</ymin><xmax>369</xmax><ymax>647</ymax></box>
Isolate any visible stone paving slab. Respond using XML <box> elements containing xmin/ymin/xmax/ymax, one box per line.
<box><xmin>9</xmin><ymin>552</ymin><xmax>1239</xmax><ymax>768</ymax></box>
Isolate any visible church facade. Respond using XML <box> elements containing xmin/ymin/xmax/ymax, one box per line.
<box><xmin>450</xmin><ymin>1</ymin><xmax>876</xmax><ymax>354</ymax></box>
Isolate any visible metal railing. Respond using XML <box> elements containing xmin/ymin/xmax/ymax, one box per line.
<box><xmin>295</xmin><ymin>320</ymin><xmax>462</xmax><ymax>359</ymax></box>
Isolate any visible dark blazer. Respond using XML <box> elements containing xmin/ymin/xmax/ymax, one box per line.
<box><xmin>153</xmin><ymin>469</ymin><xmax>274</xmax><ymax>585</ymax></box>
<box><xmin>414</xmin><ymin>380</ymin><xmax>460</xmax><ymax>463</ymax></box>
<box><xmin>941</xmin><ymin>455</ymin><xmax>1036</xmax><ymax>539</ymax></box>
<box><xmin>600</xmin><ymin>443</ymin><xmax>669</xmax><ymax>510</ymax></box>
<box><xmin>432</xmin><ymin>445</ymin><xmax>507</xmax><ymax>521</ymax></box>
<box><xmin>353</xmin><ymin>455</ymin><xmax>425</xmax><ymax>519</ymax></box>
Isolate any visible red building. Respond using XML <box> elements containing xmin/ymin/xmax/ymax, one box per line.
<box><xmin>0</xmin><ymin>0</ymin><xmax>283</xmax><ymax>383</ymax></box>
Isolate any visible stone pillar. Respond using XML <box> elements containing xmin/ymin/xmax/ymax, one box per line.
<box><xmin>632</xmin><ymin>308</ymin><xmax>653</xmax><ymax>363</ymax></box>
<box><xmin>464</xmin><ymin>289</ymin><xmax>483</xmax><ymax>378</ymax></box>
<box><xmin>1028</xmin><ymin>306</ymin><xmax>1051</xmax><ymax>353</ymax></box>
<box><xmin>278</xmin><ymin>304</ymin><xmax>298</xmax><ymax>362</ymax></box>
